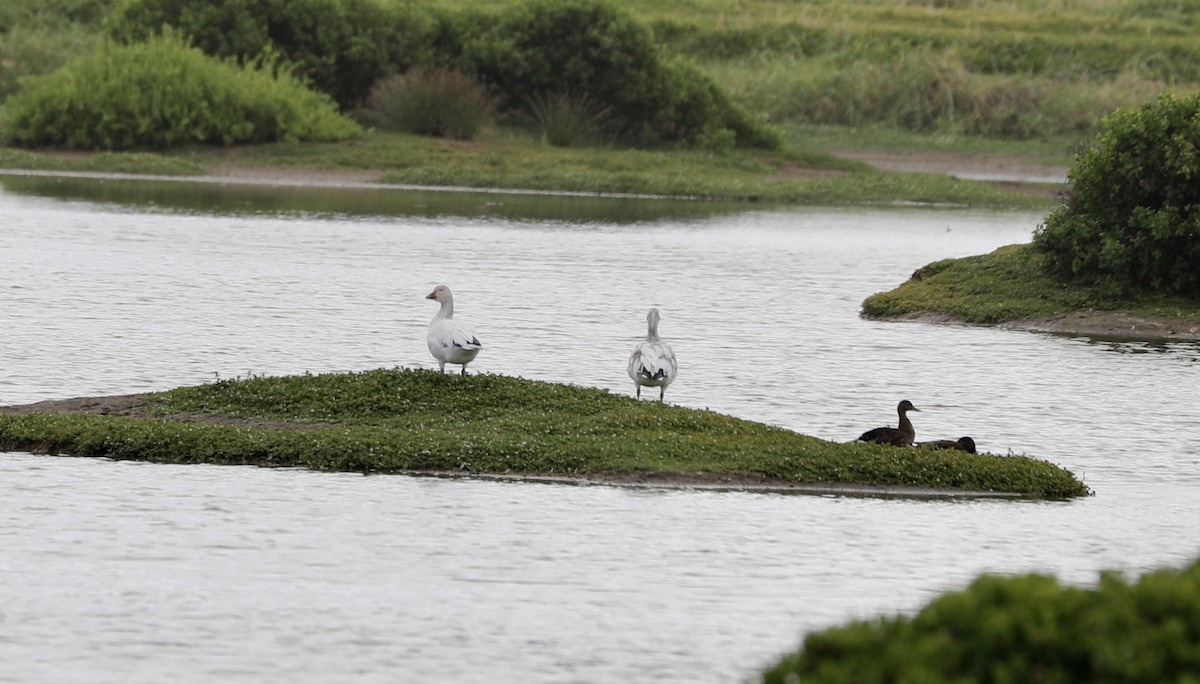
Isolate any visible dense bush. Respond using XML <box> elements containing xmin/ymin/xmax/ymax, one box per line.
<box><xmin>1034</xmin><ymin>93</ymin><xmax>1200</xmax><ymax>298</ymax></box>
<box><xmin>108</xmin><ymin>0</ymin><xmax>437</xmax><ymax>110</ymax></box>
<box><xmin>454</xmin><ymin>0</ymin><xmax>778</xmax><ymax>148</ymax></box>
<box><xmin>764</xmin><ymin>558</ymin><xmax>1200</xmax><ymax>683</ymax></box>
<box><xmin>2</xmin><ymin>33</ymin><xmax>361</xmax><ymax>150</ymax></box>
<box><xmin>358</xmin><ymin>68</ymin><xmax>495</xmax><ymax>140</ymax></box>
<box><xmin>0</xmin><ymin>0</ymin><xmax>116</xmax><ymax>31</ymax></box>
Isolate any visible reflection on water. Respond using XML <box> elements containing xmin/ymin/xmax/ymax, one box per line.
<box><xmin>2</xmin><ymin>178</ymin><xmax>1200</xmax><ymax>683</ymax></box>
<box><xmin>0</xmin><ymin>173</ymin><xmax>749</xmax><ymax>223</ymax></box>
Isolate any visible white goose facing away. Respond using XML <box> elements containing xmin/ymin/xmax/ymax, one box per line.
<box><xmin>425</xmin><ymin>285</ymin><xmax>482</xmax><ymax>375</ymax></box>
<box><xmin>627</xmin><ymin>307</ymin><xmax>677</xmax><ymax>401</ymax></box>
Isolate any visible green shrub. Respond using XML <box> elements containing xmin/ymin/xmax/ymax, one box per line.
<box><xmin>456</xmin><ymin>0</ymin><xmax>777</xmax><ymax>149</ymax></box>
<box><xmin>108</xmin><ymin>0</ymin><xmax>438</xmax><ymax>110</ymax></box>
<box><xmin>1034</xmin><ymin>92</ymin><xmax>1200</xmax><ymax>298</ymax></box>
<box><xmin>764</xmin><ymin>558</ymin><xmax>1200</xmax><ymax>683</ymax></box>
<box><xmin>358</xmin><ymin>67</ymin><xmax>495</xmax><ymax>140</ymax></box>
<box><xmin>0</xmin><ymin>25</ymin><xmax>98</xmax><ymax>102</ymax></box>
<box><xmin>2</xmin><ymin>33</ymin><xmax>362</xmax><ymax>150</ymax></box>
<box><xmin>0</xmin><ymin>0</ymin><xmax>116</xmax><ymax>31</ymax></box>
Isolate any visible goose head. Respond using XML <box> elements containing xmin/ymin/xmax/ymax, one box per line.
<box><xmin>898</xmin><ymin>400</ymin><xmax>919</xmax><ymax>414</ymax></box>
<box><xmin>426</xmin><ymin>285</ymin><xmax>453</xmax><ymax>304</ymax></box>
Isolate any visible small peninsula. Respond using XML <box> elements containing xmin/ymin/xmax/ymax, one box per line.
<box><xmin>861</xmin><ymin>244</ymin><xmax>1200</xmax><ymax>341</ymax></box>
<box><xmin>0</xmin><ymin>369</ymin><xmax>1089</xmax><ymax>499</ymax></box>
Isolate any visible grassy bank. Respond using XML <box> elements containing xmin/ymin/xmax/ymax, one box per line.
<box><xmin>0</xmin><ymin>369</ymin><xmax>1090</xmax><ymax>498</ymax></box>
<box><xmin>10</xmin><ymin>0</ymin><xmax>1168</xmax><ymax>207</ymax></box>
<box><xmin>0</xmin><ymin>129</ymin><xmax>1059</xmax><ymax>207</ymax></box>
<box><xmin>861</xmin><ymin>243</ymin><xmax>1200</xmax><ymax>326</ymax></box>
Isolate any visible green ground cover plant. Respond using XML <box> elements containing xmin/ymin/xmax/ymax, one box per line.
<box><xmin>863</xmin><ymin>93</ymin><xmax>1200</xmax><ymax>328</ymax></box>
<box><xmin>2</xmin><ymin>33</ymin><xmax>362</xmax><ymax>150</ymax></box>
<box><xmin>860</xmin><ymin>243</ymin><xmax>1200</xmax><ymax>325</ymax></box>
<box><xmin>763</xmin><ymin>557</ymin><xmax>1200</xmax><ymax>683</ymax></box>
<box><xmin>0</xmin><ymin>369</ymin><xmax>1091</xmax><ymax>498</ymax></box>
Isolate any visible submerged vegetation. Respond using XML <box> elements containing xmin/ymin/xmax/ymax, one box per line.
<box><xmin>765</xmin><ymin>557</ymin><xmax>1200</xmax><ymax>683</ymax></box>
<box><xmin>0</xmin><ymin>369</ymin><xmax>1090</xmax><ymax>498</ymax></box>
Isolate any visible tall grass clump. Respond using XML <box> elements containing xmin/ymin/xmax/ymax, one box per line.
<box><xmin>519</xmin><ymin>91</ymin><xmax>612</xmax><ymax>147</ymax></box>
<box><xmin>739</xmin><ymin>49</ymin><xmax>1169</xmax><ymax>139</ymax></box>
<box><xmin>1034</xmin><ymin>92</ymin><xmax>1200</xmax><ymax>298</ymax></box>
<box><xmin>764</xmin><ymin>558</ymin><xmax>1200</xmax><ymax>683</ymax></box>
<box><xmin>357</xmin><ymin>67</ymin><xmax>495</xmax><ymax>140</ymax></box>
<box><xmin>2</xmin><ymin>33</ymin><xmax>362</xmax><ymax>150</ymax></box>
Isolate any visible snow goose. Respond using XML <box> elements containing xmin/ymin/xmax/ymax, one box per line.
<box><xmin>627</xmin><ymin>307</ymin><xmax>677</xmax><ymax>401</ymax></box>
<box><xmin>425</xmin><ymin>285</ymin><xmax>482</xmax><ymax>375</ymax></box>
<box><xmin>857</xmin><ymin>400</ymin><xmax>920</xmax><ymax>446</ymax></box>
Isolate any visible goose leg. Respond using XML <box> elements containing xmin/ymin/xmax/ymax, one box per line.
<box><xmin>636</xmin><ymin>385</ymin><xmax>641</xmax><ymax>399</ymax></box>
<box><xmin>659</xmin><ymin>387</ymin><xmax>665</xmax><ymax>401</ymax></box>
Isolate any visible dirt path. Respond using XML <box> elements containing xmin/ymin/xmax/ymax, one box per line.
<box><xmin>829</xmin><ymin>149</ymin><xmax>1069</xmax><ymax>199</ymax></box>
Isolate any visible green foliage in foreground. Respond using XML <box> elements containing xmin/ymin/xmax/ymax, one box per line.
<box><xmin>3</xmin><ymin>34</ymin><xmax>362</xmax><ymax>150</ymax></box>
<box><xmin>861</xmin><ymin>243</ymin><xmax>1200</xmax><ymax>326</ymax></box>
<box><xmin>0</xmin><ymin>369</ymin><xmax>1089</xmax><ymax>498</ymax></box>
<box><xmin>764</xmin><ymin>558</ymin><xmax>1200</xmax><ymax>683</ymax></box>
<box><xmin>1035</xmin><ymin>93</ymin><xmax>1200</xmax><ymax>298</ymax></box>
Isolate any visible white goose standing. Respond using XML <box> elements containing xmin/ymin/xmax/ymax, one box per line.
<box><xmin>425</xmin><ymin>285</ymin><xmax>482</xmax><ymax>375</ymax></box>
<box><xmin>627</xmin><ymin>307</ymin><xmax>677</xmax><ymax>401</ymax></box>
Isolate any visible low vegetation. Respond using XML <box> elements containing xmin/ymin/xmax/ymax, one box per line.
<box><xmin>764</xmin><ymin>557</ymin><xmax>1200</xmax><ymax>683</ymax></box>
<box><xmin>3</xmin><ymin>33</ymin><xmax>361</xmax><ymax>150</ymax></box>
<box><xmin>0</xmin><ymin>369</ymin><xmax>1091</xmax><ymax>498</ymax></box>
<box><xmin>864</xmin><ymin>93</ymin><xmax>1200</xmax><ymax>328</ymax></box>
<box><xmin>860</xmin><ymin>243</ymin><xmax>1200</xmax><ymax>326</ymax></box>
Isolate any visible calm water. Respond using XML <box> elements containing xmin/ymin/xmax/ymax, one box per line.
<box><xmin>2</xmin><ymin>174</ymin><xmax>1199</xmax><ymax>683</ymax></box>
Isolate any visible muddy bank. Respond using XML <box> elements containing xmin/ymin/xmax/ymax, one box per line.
<box><xmin>876</xmin><ymin>311</ymin><xmax>1200</xmax><ymax>342</ymax></box>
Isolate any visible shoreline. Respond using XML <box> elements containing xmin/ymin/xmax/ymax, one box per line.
<box><xmin>870</xmin><ymin>311</ymin><xmax>1200</xmax><ymax>342</ymax></box>
<box><xmin>10</xmin><ymin>159</ymin><xmax>1171</xmax><ymax>344</ymax></box>
<box><xmin>0</xmin><ymin>393</ymin><xmax>1025</xmax><ymax>499</ymax></box>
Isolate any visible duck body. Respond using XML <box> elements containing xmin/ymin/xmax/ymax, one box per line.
<box><xmin>425</xmin><ymin>285</ymin><xmax>482</xmax><ymax>375</ymax></box>
<box><xmin>628</xmin><ymin>308</ymin><xmax>677</xmax><ymax>401</ymax></box>
<box><xmin>917</xmin><ymin>437</ymin><xmax>977</xmax><ymax>454</ymax></box>
<box><xmin>857</xmin><ymin>400</ymin><xmax>919</xmax><ymax>446</ymax></box>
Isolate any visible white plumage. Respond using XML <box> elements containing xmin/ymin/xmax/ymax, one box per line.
<box><xmin>627</xmin><ymin>307</ymin><xmax>677</xmax><ymax>401</ymax></box>
<box><xmin>425</xmin><ymin>285</ymin><xmax>482</xmax><ymax>375</ymax></box>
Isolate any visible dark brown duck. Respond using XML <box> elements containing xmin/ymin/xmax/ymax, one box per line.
<box><xmin>917</xmin><ymin>437</ymin><xmax>977</xmax><ymax>454</ymax></box>
<box><xmin>857</xmin><ymin>400</ymin><xmax>919</xmax><ymax>447</ymax></box>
